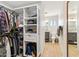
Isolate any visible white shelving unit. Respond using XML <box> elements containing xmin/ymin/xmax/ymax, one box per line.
<box><xmin>23</xmin><ymin>4</ymin><xmax>41</xmax><ymax>57</ymax></box>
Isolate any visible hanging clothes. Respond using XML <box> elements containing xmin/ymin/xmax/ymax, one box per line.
<box><xmin>4</xmin><ymin>11</ymin><xmax>10</xmax><ymax>32</ymax></box>
<box><xmin>0</xmin><ymin>7</ymin><xmax>20</xmax><ymax>57</ymax></box>
<box><xmin>0</xmin><ymin>10</ymin><xmax>8</xmax><ymax>33</ymax></box>
<box><xmin>0</xmin><ymin>10</ymin><xmax>13</xmax><ymax>45</ymax></box>
<box><xmin>0</xmin><ymin>10</ymin><xmax>8</xmax><ymax>57</ymax></box>
<box><xmin>0</xmin><ymin>9</ymin><xmax>14</xmax><ymax>57</ymax></box>
<box><xmin>14</xmin><ymin>29</ymin><xmax>19</xmax><ymax>55</ymax></box>
<box><xmin>10</xmin><ymin>23</ymin><xmax>20</xmax><ymax>56</ymax></box>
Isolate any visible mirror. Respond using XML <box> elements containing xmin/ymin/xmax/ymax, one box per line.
<box><xmin>68</xmin><ymin>1</ymin><xmax>79</xmax><ymax>57</ymax></box>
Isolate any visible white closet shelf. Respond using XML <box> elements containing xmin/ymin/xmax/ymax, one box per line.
<box><xmin>24</xmin><ymin>17</ymin><xmax>37</xmax><ymax>20</ymax></box>
<box><xmin>23</xmin><ymin>4</ymin><xmax>43</xmax><ymax>57</ymax></box>
<box><xmin>24</xmin><ymin>33</ymin><xmax>37</xmax><ymax>42</ymax></box>
<box><xmin>24</xmin><ymin>40</ymin><xmax>37</xmax><ymax>43</ymax></box>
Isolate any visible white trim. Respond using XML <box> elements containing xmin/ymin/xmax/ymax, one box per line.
<box><xmin>14</xmin><ymin>2</ymin><xmax>40</xmax><ymax>10</ymax></box>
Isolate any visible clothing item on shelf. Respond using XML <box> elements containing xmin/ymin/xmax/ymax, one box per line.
<box><xmin>25</xmin><ymin>43</ymin><xmax>37</xmax><ymax>56</ymax></box>
<box><xmin>27</xmin><ymin>19</ymin><xmax>37</xmax><ymax>24</ymax></box>
<box><xmin>26</xmin><ymin>43</ymin><xmax>33</xmax><ymax>55</ymax></box>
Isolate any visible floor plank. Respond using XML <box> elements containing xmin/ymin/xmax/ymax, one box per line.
<box><xmin>68</xmin><ymin>44</ymin><xmax>79</xmax><ymax>57</ymax></box>
<box><xmin>42</xmin><ymin>42</ymin><xmax>63</xmax><ymax>57</ymax></box>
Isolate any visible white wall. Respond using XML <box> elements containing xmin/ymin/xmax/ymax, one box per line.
<box><xmin>44</xmin><ymin>15</ymin><xmax>58</xmax><ymax>38</ymax></box>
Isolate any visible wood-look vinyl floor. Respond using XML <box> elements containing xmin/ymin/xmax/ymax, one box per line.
<box><xmin>42</xmin><ymin>42</ymin><xmax>63</xmax><ymax>57</ymax></box>
<box><xmin>68</xmin><ymin>44</ymin><xmax>79</xmax><ymax>57</ymax></box>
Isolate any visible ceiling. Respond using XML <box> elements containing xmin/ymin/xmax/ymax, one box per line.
<box><xmin>0</xmin><ymin>1</ymin><xmax>39</xmax><ymax>9</ymax></box>
<box><xmin>42</xmin><ymin>1</ymin><xmax>64</xmax><ymax>16</ymax></box>
<box><xmin>0</xmin><ymin>1</ymin><xmax>64</xmax><ymax>16</ymax></box>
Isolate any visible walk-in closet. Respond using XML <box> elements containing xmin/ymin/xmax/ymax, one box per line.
<box><xmin>0</xmin><ymin>1</ymin><xmax>45</xmax><ymax>57</ymax></box>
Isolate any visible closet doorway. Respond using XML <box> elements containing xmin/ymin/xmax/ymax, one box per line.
<box><xmin>43</xmin><ymin>15</ymin><xmax>63</xmax><ymax>57</ymax></box>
